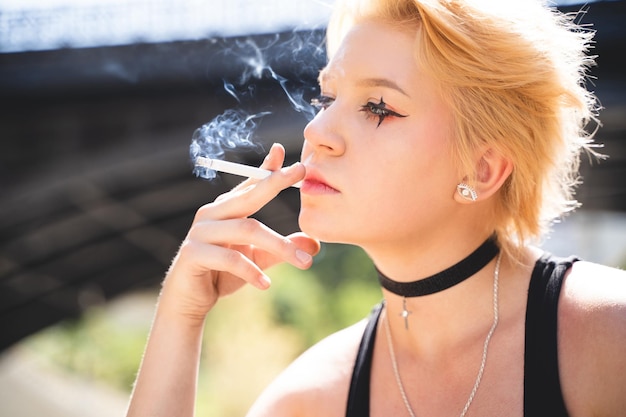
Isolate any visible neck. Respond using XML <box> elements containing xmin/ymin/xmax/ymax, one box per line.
<box><xmin>362</xmin><ymin>230</ymin><xmax>503</xmax><ymax>346</ymax></box>
<box><xmin>376</xmin><ymin>235</ymin><xmax>499</xmax><ymax>298</ymax></box>
<box><xmin>385</xmin><ymin>262</ymin><xmax>498</xmax><ymax>352</ymax></box>
<box><xmin>365</xmin><ymin>229</ymin><xmax>495</xmax><ymax>283</ymax></box>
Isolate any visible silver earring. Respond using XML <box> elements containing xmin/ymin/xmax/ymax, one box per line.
<box><xmin>457</xmin><ymin>183</ymin><xmax>478</xmax><ymax>201</ymax></box>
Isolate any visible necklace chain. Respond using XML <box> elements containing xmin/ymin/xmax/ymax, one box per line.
<box><xmin>383</xmin><ymin>253</ymin><xmax>501</xmax><ymax>417</ymax></box>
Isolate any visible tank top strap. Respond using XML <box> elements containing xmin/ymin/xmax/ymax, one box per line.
<box><xmin>345</xmin><ymin>253</ymin><xmax>579</xmax><ymax>417</ymax></box>
<box><xmin>524</xmin><ymin>253</ymin><xmax>579</xmax><ymax>417</ymax></box>
<box><xmin>345</xmin><ymin>302</ymin><xmax>384</xmax><ymax>417</ymax></box>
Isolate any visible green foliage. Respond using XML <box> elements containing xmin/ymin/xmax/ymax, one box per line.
<box><xmin>24</xmin><ymin>300</ymin><xmax>150</xmax><ymax>392</ymax></box>
<box><xmin>268</xmin><ymin>243</ymin><xmax>382</xmax><ymax>347</ymax></box>
<box><xmin>21</xmin><ymin>243</ymin><xmax>382</xmax><ymax>416</ymax></box>
<box><xmin>199</xmin><ymin>286</ymin><xmax>304</xmax><ymax>417</ymax></box>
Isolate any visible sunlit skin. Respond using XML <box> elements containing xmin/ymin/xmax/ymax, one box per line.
<box><xmin>126</xmin><ymin>18</ymin><xmax>626</xmax><ymax>417</ymax></box>
<box><xmin>250</xmin><ymin>20</ymin><xmax>527</xmax><ymax>417</ymax></box>
<box><xmin>247</xmin><ymin>21</ymin><xmax>626</xmax><ymax>417</ymax></box>
<box><xmin>299</xmin><ymin>19</ymin><xmax>492</xmax><ymax>280</ymax></box>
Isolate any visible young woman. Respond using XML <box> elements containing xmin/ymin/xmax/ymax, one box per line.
<box><xmin>126</xmin><ymin>1</ymin><xmax>626</xmax><ymax>416</ymax></box>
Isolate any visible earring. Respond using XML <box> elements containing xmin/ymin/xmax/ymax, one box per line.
<box><xmin>457</xmin><ymin>183</ymin><xmax>478</xmax><ymax>201</ymax></box>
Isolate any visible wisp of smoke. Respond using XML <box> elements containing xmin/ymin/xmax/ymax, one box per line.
<box><xmin>230</xmin><ymin>33</ymin><xmax>324</xmax><ymax>121</ymax></box>
<box><xmin>189</xmin><ymin>109</ymin><xmax>270</xmax><ymax>179</ymax></box>
<box><xmin>190</xmin><ymin>29</ymin><xmax>326</xmax><ymax>181</ymax></box>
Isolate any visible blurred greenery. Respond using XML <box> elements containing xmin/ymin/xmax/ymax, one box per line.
<box><xmin>269</xmin><ymin>243</ymin><xmax>382</xmax><ymax>345</ymax></box>
<box><xmin>22</xmin><ymin>243</ymin><xmax>382</xmax><ymax>417</ymax></box>
<box><xmin>24</xmin><ymin>295</ymin><xmax>154</xmax><ymax>393</ymax></box>
<box><xmin>18</xmin><ymin>236</ymin><xmax>626</xmax><ymax>416</ymax></box>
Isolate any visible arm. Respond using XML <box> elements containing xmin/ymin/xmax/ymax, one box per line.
<box><xmin>245</xmin><ymin>320</ymin><xmax>367</xmax><ymax>417</ymax></box>
<box><xmin>125</xmin><ymin>300</ymin><xmax>205</xmax><ymax>417</ymax></box>
<box><xmin>559</xmin><ymin>261</ymin><xmax>626</xmax><ymax>417</ymax></box>
<box><xmin>126</xmin><ymin>144</ymin><xmax>319</xmax><ymax>417</ymax></box>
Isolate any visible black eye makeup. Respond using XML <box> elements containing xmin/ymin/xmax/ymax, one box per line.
<box><xmin>310</xmin><ymin>94</ymin><xmax>408</xmax><ymax>128</ymax></box>
<box><xmin>310</xmin><ymin>95</ymin><xmax>335</xmax><ymax>111</ymax></box>
<box><xmin>360</xmin><ymin>97</ymin><xmax>408</xmax><ymax>128</ymax></box>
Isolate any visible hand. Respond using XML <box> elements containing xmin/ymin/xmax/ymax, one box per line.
<box><xmin>158</xmin><ymin>144</ymin><xmax>320</xmax><ymax>323</ymax></box>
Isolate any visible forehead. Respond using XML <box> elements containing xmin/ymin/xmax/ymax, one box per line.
<box><xmin>320</xmin><ymin>20</ymin><xmax>421</xmax><ymax>88</ymax></box>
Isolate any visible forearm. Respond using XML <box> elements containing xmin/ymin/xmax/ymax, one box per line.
<box><xmin>126</xmin><ymin>302</ymin><xmax>206</xmax><ymax>417</ymax></box>
<box><xmin>124</xmin><ymin>145</ymin><xmax>314</xmax><ymax>416</ymax></box>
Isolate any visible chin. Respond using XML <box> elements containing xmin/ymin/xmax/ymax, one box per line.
<box><xmin>298</xmin><ymin>211</ymin><xmax>357</xmax><ymax>245</ymax></box>
<box><xmin>298</xmin><ymin>213</ymin><xmax>327</xmax><ymax>241</ymax></box>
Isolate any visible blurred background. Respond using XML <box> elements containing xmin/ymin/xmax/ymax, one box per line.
<box><xmin>0</xmin><ymin>0</ymin><xmax>624</xmax><ymax>416</ymax></box>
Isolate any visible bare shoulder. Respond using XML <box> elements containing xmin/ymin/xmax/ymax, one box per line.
<box><xmin>245</xmin><ymin>317</ymin><xmax>369</xmax><ymax>417</ymax></box>
<box><xmin>559</xmin><ymin>261</ymin><xmax>626</xmax><ymax>417</ymax></box>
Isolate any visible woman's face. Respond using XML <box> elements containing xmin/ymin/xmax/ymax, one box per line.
<box><xmin>299</xmin><ymin>19</ymin><xmax>461</xmax><ymax>252</ymax></box>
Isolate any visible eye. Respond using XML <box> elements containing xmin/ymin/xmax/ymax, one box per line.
<box><xmin>360</xmin><ymin>97</ymin><xmax>407</xmax><ymax>128</ymax></box>
<box><xmin>310</xmin><ymin>95</ymin><xmax>334</xmax><ymax>112</ymax></box>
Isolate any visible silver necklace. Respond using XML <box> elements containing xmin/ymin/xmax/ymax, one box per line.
<box><xmin>383</xmin><ymin>253</ymin><xmax>501</xmax><ymax>417</ymax></box>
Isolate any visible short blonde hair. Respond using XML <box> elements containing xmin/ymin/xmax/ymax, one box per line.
<box><xmin>327</xmin><ymin>0</ymin><xmax>600</xmax><ymax>258</ymax></box>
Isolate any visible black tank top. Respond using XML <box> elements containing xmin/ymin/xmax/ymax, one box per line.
<box><xmin>345</xmin><ymin>253</ymin><xmax>579</xmax><ymax>417</ymax></box>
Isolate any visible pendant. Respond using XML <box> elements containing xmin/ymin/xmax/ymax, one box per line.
<box><xmin>400</xmin><ymin>297</ymin><xmax>412</xmax><ymax>330</ymax></box>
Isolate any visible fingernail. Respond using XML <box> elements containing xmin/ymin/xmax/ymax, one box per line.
<box><xmin>296</xmin><ymin>249</ymin><xmax>312</xmax><ymax>265</ymax></box>
<box><xmin>258</xmin><ymin>274</ymin><xmax>272</xmax><ymax>289</ymax></box>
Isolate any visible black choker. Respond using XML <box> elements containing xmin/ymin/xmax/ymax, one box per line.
<box><xmin>376</xmin><ymin>236</ymin><xmax>499</xmax><ymax>297</ymax></box>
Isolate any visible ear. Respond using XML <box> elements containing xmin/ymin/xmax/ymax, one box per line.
<box><xmin>454</xmin><ymin>148</ymin><xmax>513</xmax><ymax>203</ymax></box>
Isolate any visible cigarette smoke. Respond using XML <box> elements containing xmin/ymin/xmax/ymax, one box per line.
<box><xmin>190</xmin><ymin>109</ymin><xmax>270</xmax><ymax>179</ymax></box>
<box><xmin>190</xmin><ymin>29</ymin><xmax>326</xmax><ymax>180</ymax></box>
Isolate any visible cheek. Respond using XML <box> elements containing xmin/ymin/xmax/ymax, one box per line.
<box><xmin>374</xmin><ymin>138</ymin><xmax>450</xmax><ymax>187</ymax></box>
<box><xmin>363</xmin><ymin>135</ymin><xmax>457</xmax><ymax>211</ymax></box>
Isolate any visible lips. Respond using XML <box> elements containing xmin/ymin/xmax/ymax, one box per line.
<box><xmin>301</xmin><ymin>167</ymin><xmax>339</xmax><ymax>194</ymax></box>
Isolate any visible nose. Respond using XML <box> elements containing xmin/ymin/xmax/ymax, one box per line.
<box><xmin>302</xmin><ymin>106</ymin><xmax>346</xmax><ymax>157</ymax></box>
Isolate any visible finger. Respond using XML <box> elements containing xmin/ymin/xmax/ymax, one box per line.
<box><xmin>286</xmin><ymin>232</ymin><xmax>321</xmax><ymax>257</ymax></box>
<box><xmin>241</xmin><ymin>231</ymin><xmax>320</xmax><ymax>273</ymax></box>
<box><xmin>223</xmin><ymin>143</ymin><xmax>286</xmax><ymax>196</ymax></box>
<box><xmin>177</xmin><ymin>239</ymin><xmax>271</xmax><ymax>290</ymax></box>
<box><xmin>189</xmin><ymin>218</ymin><xmax>314</xmax><ymax>269</ymax></box>
<box><xmin>200</xmin><ymin>161</ymin><xmax>305</xmax><ymax>221</ymax></box>
<box><xmin>260</xmin><ymin>143</ymin><xmax>286</xmax><ymax>170</ymax></box>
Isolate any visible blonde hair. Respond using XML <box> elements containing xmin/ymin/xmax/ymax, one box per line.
<box><xmin>327</xmin><ymin>0</ymin><xmax>600</xmax><ymax>258</ymax></box>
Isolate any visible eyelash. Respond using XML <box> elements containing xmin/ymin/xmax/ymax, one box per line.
<box><xmin>310</xmin><ymin>95</ymin><xmax>407</xmax><ymax>128</ymax></box>
<box><xmin>360</xmin><ymin>97</ymin><xmax>407</xmax><ymax>127</ymax></box>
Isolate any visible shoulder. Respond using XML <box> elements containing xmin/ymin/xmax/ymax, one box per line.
<box><xmin>558</xmin><ymin>260</ymin><xmax>626</xmax><ymax>416</ymax></box>
<box><xmin>560</xmin><ymin>260</ymin><xmax>626</xmax><ymax>326</ymax></box>
<box><xmin>245</xmin><ymin>316</ymin><xmax>370</xmax><ymax>417</ymax></box>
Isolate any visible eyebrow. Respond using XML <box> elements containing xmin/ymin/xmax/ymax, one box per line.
<box><xmin>318</xmin><ymin>68</ymin><xmax>410</xmax><ymax>98</ymax></box>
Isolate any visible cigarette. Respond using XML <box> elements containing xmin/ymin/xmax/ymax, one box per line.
<box><xmin>195</xmin><ymin>156</ymin><xmax>302</xmax><ymax>188</ymax></box>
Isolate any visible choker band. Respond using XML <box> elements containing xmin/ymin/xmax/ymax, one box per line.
<box><xmin>376</xmin><ymin>235</ymin><xmax>499</xmax><ymax>297</ymax></box>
